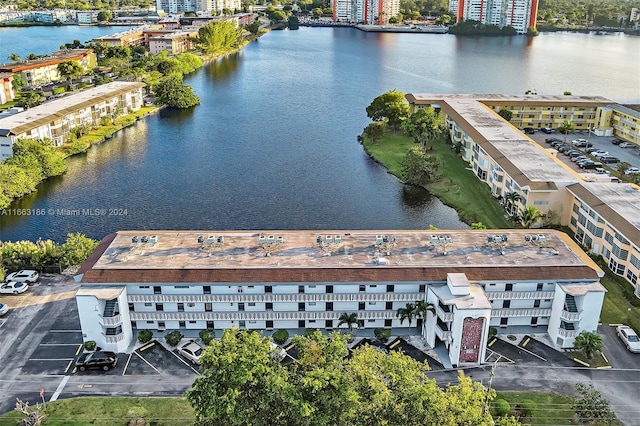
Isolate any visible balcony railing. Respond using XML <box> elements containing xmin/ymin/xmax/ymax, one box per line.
<box><xmin>127</xmin><ymin>292</ymin><xmax>424</xmax><ymax>304</ymax></box>
<box><xmin>558</xmin><ymin>329</ymin><xmax>577</xmax><ymax>338</ymax></box>
<box><xmin>490</xmin><ymin>308</ymin><xmax>552</xmax><ymax>318</ymax></box>
<box><xmin>100</xmin><ymin>314</ymin><xmax>122</xmax><ymax>326</ymax></box>
<box><xmin>435</xmin><ymin>323</ymin><xmax>452</xmax><ymax>342</ymax></box>
<box><xmin>436</xmin><ymin>304</ymin><xmax>454</xmax><ymax>322</ymax></box>
<box><xmin>129</xmin><ymin>310</ymin><xmax>398</xmax><ymax>321</ymax></box>
<box><xmin>560</xmin><ymin>310</ymin><xmax>581</xmax><ymax>321</ymax></box>
<box><xmin>484</xmin><ymin>291</ymin><xmax>555</xmax><ymax>300</ymax></box>
<box><xmin>103</xmin><ymin>333</ymin><xmax>125</xmax><ymax>343</ymax></box>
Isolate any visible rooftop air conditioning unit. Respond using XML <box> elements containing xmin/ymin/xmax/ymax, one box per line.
<box><xmin>141</xmin><ymin>235</ymin><xmax>149</xmax><ymax>243</ymax></box>
<box><xmin>277</xmin><ymin>236</ymin><xmax>284</xmax><ymax>244</ymax></box>
<box><xmin>149</xmin><ymin>235</ymin><xmax>157</xmax><ymax>244</ymax></box>
<box><xmin>258</xmin><ymin>235</ymin><xmax>266</xmax><ymax>244</ymax></box>
<box><xmin>431</xmin><ymin>235</ymin><xmax>439</xmax><ymax>244</ymax></box>
<box><xmin>267</xmin><ymin>235</ymin><xmax>275</xmax><ymax>243</ymax></box>
<box><xmin>334</xmin><ymin>235</ymin><xmax>342</xmax><ymax>244</ymax></box>
<box><xmin>537</xmin><ymin>235</ymin><xmax>546</xmax><ymax>243</ymax></box>
<box><xmin>131</xmin><ymin>236</ymin><xmax>139</xmax><ymax>244</ymax></box>
<box><xmin>217</xmin><ymin>236</ymin><xmax>224</xmax><ymax>244</ymax></box>
<box><xmin>376</xmin><ymin>235</ymin><xmax>383</xmax><ymax>244</ymax></box>
<box><xmin>206</xmin><ymin>235</ymin><xmax>215</xmax><ymax>244</ymax></box>
<box><xmin>375</xmin><ymin>257</ymin><xmax>388</xmax><ymax>265</ymax></box>
<box><xmin>197</xmin><ymin>235</ymin><xmax>204</xmax><ymax>244</ymax></box>
<box><xmin>316</xmin><ymin>236</ymin><xmax>323</xmax><ymax>244</ymax></box>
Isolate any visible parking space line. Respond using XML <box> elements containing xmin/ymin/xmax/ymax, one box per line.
<box><xmin>169</xmin><ymin>349</ymin><xmax>201</xmax><ymax>374</ymax></box>
<box><xmin>50</xmin><ymin>376</ymin><xmax>70</xmax><ymax>402</ymax></box>
<box><xmin>488</xmin><ymin>338</ymin><xmax>496</xmax><ymax>347</ymax></box>
<box><xmin>133</xmin><ymin>350</ymin><xmax>162</xmax><ymax>375</ymax></box>
<box><xmin>139</xmin><ymin>342</ymin><xmax>155</xmax><ymax>352</ymax></box>
<box><xmin>122</xmin><ymin>353</ymin><xmax>134</xmax><ymax>376</ymax></box>
<box><xmin>40</xmin><ymin>343</ymin><xmax>83</xmax><ymax>346</ymax></box>
<box><xmin>75</xmin><ymin>344</ymin><xmax>83</xmax><ymax>356</ymax></box>
<box><xmin>609</xmin><ymin>323</ymin><xmax>623</xmax><ymax>327</ymax></box>
<box><xmin>285</xmin><ymin>344</ymin><xmax>294</xmax><ymax>351</ymax></box>
<box><xmin>50</xmin><ymin>330</ymin><xmax>82</xmax><ymax>333</ymax></box>
<box><xmin>388</xmin><ymin>340</ymin><xmax>400</xmax><ymax>349</ymax></box>
<box><xmin>64</xmin><ymin>360</ymin><xmax>74</xmax><ymax>374</ymax></box>
<box><xmin>28</xmin><ymin>358</ymin><xmax>75</xmax><ymax>361</ymax></box>
<box><xmin>573</xmin><ymin>357</ymin><xmax>590</xmax><ymax>367</ymax></box>
<box><xmin>522</xmin><ymin>337</ymin><xmax>530</xmax><ymax>347</ymax></box>
<box><xmin>601</xmin><ymin>352</ymin><xmax>609</xmax><ymax>363</ymax></box>
<box><xmin>485</xmin><ymin>348</ymin><xmax>515</xmax><ymax>364</ymax></box>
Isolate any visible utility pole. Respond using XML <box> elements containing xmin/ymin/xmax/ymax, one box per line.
<box><xmin>483</xmin><ymin>358</ymin><xmax>499</xmax><ymax>415</ymax></box>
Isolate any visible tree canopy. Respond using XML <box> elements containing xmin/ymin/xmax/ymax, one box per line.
<box><xmin>153</xmin><ymin>73</ymin><xmax>200</xmax><ymax>109</ymax></box>
<box><xmin>401</xmin><ymin>145</ymin><xmax>437</xmax><ymax>186</ymax></box>
<box><xmin>187</xmin><ymin>328</ymin><xmax>507</xmax><ymax>426</ymax></box>
<box><xmin>366</xmin><ymin>90</ymin><xmax>410</xmax><ymax>131</ymax></box>
<box><xmin>196</xmin><ymin>20</ymin><xmax>244</xmax><ymax>55</ymax></box>
<box><xmin>401</xmin><ymin>107</ymin><xmax>444</xmax><ymax>148</ymax></box>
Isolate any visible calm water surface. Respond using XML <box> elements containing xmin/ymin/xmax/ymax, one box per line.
<box><xmin>1</xmin><ymin>28</ymin><xmax>639</xmax><ymax>242</ymax></box>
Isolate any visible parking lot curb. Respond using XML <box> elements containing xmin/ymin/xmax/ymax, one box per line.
<box><xmin>573</xmin><ymin>358</ymin><xmax>590</xmax><ymax>367</ymax></box>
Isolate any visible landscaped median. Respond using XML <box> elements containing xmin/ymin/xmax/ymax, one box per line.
<box><xmin>361</xmin><ymin>132</ymin><xmax>512</xmax><ymax>228</ymax></box>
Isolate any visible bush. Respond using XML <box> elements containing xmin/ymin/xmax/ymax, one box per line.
<box><xmin>138</xmin><ymin>329</ymin><xmax>153</xmax><ymax>344</ymax></box>
<box><xmin>489</xmin><ymin>327</ymin><xmax>498</xmax><ymax>338</ymax></box>
<box><xmin>519</xmin><ymin>399</ymin><xmax>537</xmax><ymax>417</ymax></box>
<box><xmin>272</xmin><ymin>329</ymin><xmax>289</xmax><ymax>345</ymax></box>
<box><xmin>199</xmin><ymin>329</ymin><xmax>215</xmax><ymax>345</ymax></box>
<box><xmin>374</xmin><ymin>328</ymin><xmax>391</xmax><ymax>342</ymax></box>
<box><xmin>493</xmin><ymin>398</ymin><xmax>511</xmax><ymax>416</ymax></box>
<box><xmin>83</xmin><ymin>340</ymin><xmax>96</xmax><ymax>351</ymax></box>
<box><xmin>165</xmin><ymin>330</ymin><xmax>183</xmax><ymax>347</ymax></box>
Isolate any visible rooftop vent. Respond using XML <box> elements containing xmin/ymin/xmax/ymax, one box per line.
<box><xmin>267</xmin><ymin>235</ymin><xmax>275</xmax><ymax>244</ymax></box>
<box><xmin>148</xmin><ymin>235</ymin><xmax>157</xmax><ymax>244</ymax></box>
<box><xmin>430</xmin><ymin>235</ymin><xmax>439</xmax><ymax>244</ymax></box>
<box><xmin>277</xmin><ymin>236</ymin><xmax>284</xmax><ymax>244</ymax></box>
<box><xmin>140</xmin><ymin>235</ymin><xmax>149</xmax><ymax>243</ymax></box>
<box><xmin>375</xmin><ymin>235</ymin><xmax>383</xmax><ymax>245</ymax></box>
<box><xmin>131</xmin><ymin>236</ymin><xmax>139</xmax><ymax>244</ymax></box>
<box><xmin>207</xmin><ymin>235</ymin><xmax>215</xmax><ymax>244</ymax></box>
<box><xmin>537</xmin><ymin>235</ymin><xmax>546</xmax><ymax>243</ymax></box>
<box><xmin>217</xmin><ymin>236</ymin><xmax>224</xmax><ymax>244</ymax></box>
<box><xmin>258</xmin><ymin>234</ymin><xmax>266</xmax><ymax>244</ymax></box>
<box><xmin>197</xmin><ymin>235</ymin><xmax>204</xmax><ymax>244</ymax></box>
<box><xmin>374</xmin><ymin>257</ymin><xmax>388</xmax><ymax>265</ymax></box>
<box><xmin>334</xmin><ymin>235</ymin><xmax>342</xmax><ymax>244</ymax></box>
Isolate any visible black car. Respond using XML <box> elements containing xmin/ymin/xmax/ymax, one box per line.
<box><xmin>611</xmin><ymin>139</ymin><xmax>622</xmax><ymax>145</ymax></box>
<box><xmin>600</xmin><ymin>156</ymin><xmax>620</xmax><ymax>164</ymax></box>
<box><xmin>523</xmin><ymin>127</ymin><xmax>536</xmax><ymax>134</ymax></box>
<box><xmin>76</xmin><ymin>351</ymin><xmax>118</xmax><ymax>371</ymax></box>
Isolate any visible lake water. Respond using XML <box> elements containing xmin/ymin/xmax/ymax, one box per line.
<box><xmin>1</xmin><ymin>27</ymin><xmax>639</xmax><ymax>242</ymax></box>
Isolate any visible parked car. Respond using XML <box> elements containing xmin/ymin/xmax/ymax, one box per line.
<box><xmin>75</xmin><ymin>351</ymin><xmax>118</xmax><ymax>371</ymax></box>
<box><xmin>592</xmin><ymin>151</ymin><xmax>609</xmax><ymax>158</ymax></box>
<box><xmin>571</xmin><ymin>139</ymin><xmax>586</xmax><ymax>144</ymax></box>
<box><xmin>611</xmin><ymin>139</ymin><xmax>622</xmax><ymax>145</ymax></box>
<box><xmin>625</xmin><ymin>167</ymin><xmax>640</xmax><ymax>175</ymax></box>
<box><xmin>0</xmin><ymin>281</ymin><xmax>28</xmax><ymax>294</ymax></box>
<box><xmin>600</xmin><ymin>156</ymin><xmax>620</xmax><ymax>164</ymax></box>
<box><xmin>0</xmin><ymin>303</ymin><xmax>8</xmax><ymax>316</ymax></box>
<box><xmin>616</xmin><ymin>326</ymin><xmax>640</xmax><ymax>353</ymax></box>
<box><xmin>594</xmin><ymin>168</ymin><xmax>609</xmax><ymax>175</ymax></box>
<box><xmin>557</xmin><ymin>145</ymin><xmax>571</xmax><ymax>153</ymax></box>
<box><xmin>542</xmin><ymin>128</ymin><xmax>555</xmax><ymax>134</ymax></box>
<box><xmin>585</xmin><ymin>147</ymin><xmax>600</xmax><ymax>153</ymax></box>
<box><xmin>545</xmin><ymin>137</ymin><xmax>560</xmax><ymax>143</ymax></box>
<box><xmin>6</xmin><ymin>270</ymin><xmax>39</xmax><ymax>284</ymax></box>
<box><xmin>565</xmin><ymin>150</ymin><xmax>580</xmax><ymax>157</ymax></box>
<box><xmin>523</xmin><ymin>127</ymin><xmax>536</xmax><ymax>134</ymax></box>
<box><xmin>619</xmin><ymin>142</ymin><xmax>633</xmax><ymax>148</ymax></box>
<box><xmin>572</xmin><ymin>155</ymin><xmax>588</xmax><ymax>163</ymax></box>
<box><xmin>271</xmin><ymin>342</ymin><xmax>287</xmax><ymax>361</ymax></box>
<box><xmin>177</xmin><ymin>341</ymin><xmax>204</xmax><ymax>364</ymax></box>
<box><xmin>579</xmin><ymin>161</ymin><xmax>603</xmax><ymax>170</ymax></box>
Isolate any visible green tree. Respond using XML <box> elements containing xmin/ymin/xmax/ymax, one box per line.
<box><xmin>400</xmin><ymin>145</ymin><xmax>437</xmax><ymax>186</ymax></box>
<box><xmin>617</xmin><ymin>161</ymin><xmax>631</xmax><ymax>175</ymax></box>
<box><xmin>60</xmin><ymin>233</ymin><xmax>99</xmax><ymax>268</ymax></box>
<box><xmin>366</xmin><ymin>90</ymin><xmax>410</xmax><ymax>131</ymax></box>
<box><xmin>497</xmin><ymin>108</ymin><xmax>513</xmax><ymax>121</ymax></box>
<box><xmin>493</xmin><ymin>398</ymin><xmax>511</xmax><ymax>416</ymax></box>
<box><xmin>517</xmin><ymin>205</ymin><xmax>543</xmax><ymax>229</ymax></box>
<box><xmin>312</xmin><ymin>7</ymin><xmax>323</xmax><ymax>17</ymax></box>
<box><xmin>337</xmin><ymin>312</ymin><xmax>358</xmax><ymax>331</ymax></box>
<box><xmin>97</xmin><ymin>10</ymin><xmax>112</xmax><ymax>21</ymax></box>
<box><xmin>573</xmin><ymin>383</ymin><xmax>615</xmax><ymax>424</ymax></box>
<box><xmin>401</xmin><ymin>106</ymin><xmax>444</xmax><ymax>149</ymax></box>
<box><xmin>414</xmin><ymin>300</ymin><xmax>435</xmax><ymax>334</ymax></box>
<box><xmin>471</xmin><ymin>222</ymin><xmax>487</xmax><ymax>229</ymax></box>
<box><xmin>573</xmin><ymin>331</ymin><xmax>603</xmax><ymax>360</ymax></box>
<box><xmin>363</xmin><ymin>121</ymin><xmax>386</xmax><ymax>144</ymax></box>
<box><xmin>11</xmin><ymin>138</ymin><xmax>66</xmax><ymax>178</ymax></box>
<box><xmin>11</xmin><ymin>74</ymin><xmax>27</xmax><ymax>92</ymax></box>
<box><xmin>270</xmin><ymin>10</ymin><xmax>287</xmax><ymax>24</ymax></box>
<box><xmin>18</xmin><ymin>92</ymin><xmax>44</xmax><ymax>109</ymax></box>
<box><xmin>153</xmin><ymin>73</ymin><xmax>200</xmax><ymax>109</ymax></box>
<box><xmin>396</xmin><ymin>302</ymin><xmax>416</xmax><ymax>326</ymax></box>
<box><xmin>57</xmin><ymin>60</ymin><xmax>84</xmax><ymax>88</ymax></box>
<box><xmin>197</xmin><ymin>20</ymin><xmax>244</xmax><ymax>55</ymax></box>
<box><xmin>8</xmin><ymin>53</ymin><xmax>22</xmax><ymax>62</ymax></box>
<box><xmin>504</xmin><ymin>191</ymin><xmax>522</xmax><ymax>216</ymax></box>
<box><xmin>245</xmin><ymin>21</ymin><xmax>261</xmax><ymax>35</ymax></box>
<box><xmin>557</xmin><ymin>120</ymin><xmax>575</xmax><ymax>143</ymax></box>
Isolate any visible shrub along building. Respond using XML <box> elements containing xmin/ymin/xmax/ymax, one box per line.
<box><xmin>75</xmin><ymin>229</ymin><xmax>605</xmax><ymax>367</ymax></box>
<box><xmin>405</xmin><ymin>93</ymin><xmax>640</xmax><ymax>291</ymax></box>
<box><xmin>0</xmin><ymin>81</ymin><xmax>145</xmax><ymax>160</ymax></box>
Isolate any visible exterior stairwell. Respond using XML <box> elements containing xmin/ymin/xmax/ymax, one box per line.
<box><xmin>564</xmin><ymin>295</ymin><xmax>578</xmax><ymax>313</ymax></box>
<box><xmin>104</xmin><ymin>299</ymin><xmax>118</xmax><ymax>317</ymax></box>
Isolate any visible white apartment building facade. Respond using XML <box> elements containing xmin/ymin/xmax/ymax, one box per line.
<box><xmin>75</xmin><ymin>229</ymin><xmax>605</xmax><ymax>366</ymax></box>
<box><xmin>0</xmin><ymin>82</ymin><xmax>144</xmax><ymax>160</ymax></box>
<box><xmin>449</xmin><ymin>0</ymin><xmax>538</xmax><ymax>34</ymax></box>
<box><xmin>156</xmin><ymin>0</ymin><xmax>240</xmax><ymax>14</ymax></box>
<box><xmin>332</xmin><ymin>0</ymin><xmax>399</xmax><ymax>24</ymax></box>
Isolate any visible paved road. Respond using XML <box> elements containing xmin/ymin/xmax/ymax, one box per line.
<box><xmin>599</xmin><ymin>323</ymin><xmax>640</xmax><ymax>370</ymax></box>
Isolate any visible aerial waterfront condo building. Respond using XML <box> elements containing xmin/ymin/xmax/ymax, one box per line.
<box><xmin>405</xmin><ymin>93</ymin><xmax>640</xmax><ymax>292</ymax></box>
<box><xmin>332</xmin><ymin>0</ymin><xmax>399</xmax><ymax>24</ymax></box>
<box><xmin>75</xmin><ymin>229</ymin><xmax>605</xmax><ymax>367</ymax></box>
<box><xmin>448</xmin><ymin>0</ymin><xmax>538</xmax><ymax>34</ymax></box>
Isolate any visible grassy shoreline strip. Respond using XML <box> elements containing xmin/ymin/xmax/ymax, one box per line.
<box><xmin>362</xmin><ymin>132</ymin><xmax>511</xmax><ymax>229</ymax></box>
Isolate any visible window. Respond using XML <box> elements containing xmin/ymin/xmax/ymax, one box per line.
<box><xmin>309</xmin><ymin>302</ymin><xmax>316</xmax><ymax>306</ymax></box>
<box><xmin>531</xmin><ymin>317</ymin><xmax>538</xmax><ymax>326</ymax></box>
<box><xmin>385</xmin><ymin>319</ymin><xmax>392</xmax><ymax>327</ymax></box>
<box><xmin>178</xmin><ymin>303</ymin><xmax>184</xmax><ymax>312</ymax></box>
<box><xmin>238</xmin><ymin>303</ymin><xmax>245</xmax><ymax>311</ymax></box>
<box><xmin>188</xmin><ymin>303</ymin><xmax>195</xmax><ymax>308</ymax></box>
<box><xmin>265</xmin><ymin>286</ymin><xmax>272</xmax><ymax>293</ymax></box>
<box><xmin>325</xmin><ymin>320</ymin><xmax>333</xmax><ymax>329</ymax></box>
<box><xmin>174</xmin><ymin>285</ymin><xmax>189</xmax><ymax>289</ymax></box>
<box><xmin>158</xmin><ymin>321</ymin><xmax>165</xmax><ymax>329</ymax></box>
<box><xmin>128</xmin><ymin>303</ymin><xmax>135</xmax><ymax>312</ymax></box>
<box><xmin>144</xmin><ymin>303</ymin><xmax>152</xmax><ymax>307</ymax></box>
<box><xmin>500</xmin><ymin>318</ymin><xmax>508</xmax><ymax>326</ymax></box>
<box><xmin>387</xmin><ymin>285</ymin><xmax>394</xmax><ymax>292</ymax></box>
<box><xmin>626</xmin><ymin>270</ymin><xmax>637</xmax><ymax>285</ymax></box>
<box><xmin>298</xmin><ymin>320</ymin><xmax>305</xmax><ymax>328</ymax></box>
<box><xmin>326</xmin><ymin>302</ymin><xmax>333</xmax><ymax>311</ymax></box>
<box><xmin>203</xmin><ymin>286</ymin><xmax>211</xmax><ymax>294</ymax></box>
<box><xmin>368</xmin><ymin>302</ymin><xmax>377</xmax><ymax>305</ymax></box>
<box><xmin>632</xmin><ymin>255</ymin><xmax>640</xmax><ymax>270</ymax></box>
<box><xmin>326</xmin><ymin>285</ymin><xmax>333</xmax><ymax>293</ymax></box>
<box><xmin>298</xmin><ymin>303</ymin><xmax>305</xmax><ymax>311</ymax></box>
<box><xmin>205</xmin><ymin>303</ymin><xmax>212</xmax><ymax>312</ymax></box>
<box><xmin>505</xmin><ymin>284</ymin><xmax>513</xmax><ymax>291</ymax></box>
<box><xmin>358</xmin><ymin>302</ymin><xmax>365</xmax><ymax>310</ymax></box>
<box><xmin>368</xmin><ymin>319</ymin><xmax>375</xmax><ymax>323</ymax></box>
<box><xmin>189</xmin><ymin>320</ymin><xmax>197</xmax><ymax>324</ymax></box>
<box><xmin>139</xmin><ymin>285</ymin><xmax>150</xmax><ymax>289</ymax></box>
<box><xmin>156</xmin><ymin>303</ymin><xmax>163</xmax><ymax>311</ymax></box>
<box><xmin>266</xmin><ymin>303</ymin><xmax>273</xmax><ymax>310</ymax></box>
<box><xmin>536</xmin><ymin>283</ymin><xmax>543</xmax><ymax>291</ymax></box>
<box><xmin>359</xmin><ymin>285</ymin><xmax>366</xmax><ymax>292</ymax></box>
<box><xmin>248</xmin><ymin>302</ymin><xmax>256</xmax><ymax>307</ymax></box>
<box><xmin>206</xmin><ymin>321</ymin><xmax>214</xmax><ymax>330</ymax></box>
<box><xmin>298</xmin><ymin>285</ymin><xmax>305</xmax><ymax>293</ymax></box>
<box><xmin>386</xmin><ymin>302</ymin><xmax>393</xmax><ymax>310</ymax></box>
<box><xmin>179</xmin><ymin>321</ymin><xmax>186</xmax><ymax>327</ymax></box>
<box><xmin>419</xmin><ymin>284</ymin><xmax>426</xmax><ymax>292</ymax></box>
<box><xmin>266</xmin><ymin>320</ymin><xmax>274</xmax><ymax>329</ymax></box>
<box><xmin>503</xmin><ymin>300</ymin><xmax>511</xmax><ymax>308</ymax></box>
<box><xmin>534</xmin><ymin>300</ymin><xmax>541</xmax><ymax>308</ymax></box>
<box><xmin>153</xmin><ymin>286</ymin><xmax>161</xmax><ymax>294</ymax></box>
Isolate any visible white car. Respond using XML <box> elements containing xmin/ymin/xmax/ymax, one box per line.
<box><xmin>177</xmin><ymin>341</ymin><xmax>204</xmax><ymax>364</ymax></box>
<box><xmin>592</xmin><ymin>151</ymin><xmax>609</xmax><ymax>158</ymax></box>
<box><xmin>616</xmin><ymin>325</ymin><xmax>640</xmax><ymax>353</ymax></box>
<box><xmin>619</xmin><ymin>142</ymin><xmax>633</xmax><ymax>148</ymax></box>
<box><xmin>6</xmin><ymin>270</ymin><xmax>39</xmax><ymax>284</ymax></box>
<box><xmin>625</xmin><ymin>167</ymin><xmax>640</xmax><ymax>175</ymax></box>
<box><xmin>271</xmin><ymin>342</ymin><xmax>287</xmax><ymax>361</ymax></box>
<box><xmin>0</xmin><ymin>281</ymin><xmax>29</xmax><ymax>294</ymax></box>
<box><xmin>0</xmin><ymin>303</ymin><xmax>8</xmax><ymax>316</ymax></box>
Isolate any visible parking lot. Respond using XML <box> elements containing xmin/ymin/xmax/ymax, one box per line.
<box><xmin>599</xmin><ymin>323</ymin><xmax>640</xmax><ymax>370</ymax></box>
<box><xmin>486</xmin><ymin>335</ymin><xmax>580</xmax><ymax>367</ymax></box>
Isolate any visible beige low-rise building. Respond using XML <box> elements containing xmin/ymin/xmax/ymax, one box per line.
<box><xmin>0</xmin><ymin>49</ymin><xmax>96</xmax><ymax>87</ymax></box>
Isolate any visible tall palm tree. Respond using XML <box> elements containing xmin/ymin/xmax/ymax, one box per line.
<box><xmin>337</xmin><ymin>312</ymin><xmax>358</xmax><ymax>332</ymax></box>
<box><xmin>573</xmin><ymin>331</ymin><xmax>603</xmax><ymax>360</ymax></box>
<box><xmin>518</xmin><ymin>205</ymin><xmax>544</xmax><ymax>229</ymax></box>
<box><xmin>8</xmin><ymin>53</ymin><xmax>22</xmax><ymax>62</ymax></box>
<box><xmin>396</xmin><ymin>303</ymin><xmax>416</xmax><ymax>326</ymax></box>
<box><xmin>414</xmin><ymin>300</ymin><xmax>435</xmax><ymax>334</ymax></box>
<box><xmin>503</xmin><ymin>191</ymin><xmax>523</xmax><ymax>216</ymax></box>
<box><xmin>557</xmin><ymin>120</ymin><xmax>575</xmax><ymax>143</ymax></box>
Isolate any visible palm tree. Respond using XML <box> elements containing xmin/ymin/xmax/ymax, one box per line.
<box><xmin>573</xmin><ymin>331</ymin><xmax>603</xmax><ymax>360</ymax></box>
<box><xmin>518</xmin><ymin>205</ymin><xmax>544</xmax><ymax>229</ymax></box>
<box><xmin>414</xmin><ymin>300</ymin><xmax>435</xmax><ymax>334</ymax></box>
<box><xmin>396</xmin><ymin>303</ymin><xmax>416</xmax><ymax>326</ymax></box>
<box><xmin>503</xmin><ymin>191</ymin><xmax>522</xmax><ymax>216</ymax></box>
<box><xmin>337</xmin><ymin>312</ymin><xmax>358</xmax><ymax>332</ymax></box>
<box><xmin>557</xmin><ymin>120</ymin><xmax>575</xmax><ymax>143</ymax></box>
<box><xmin>8</xmin><ymin>53</ymin><xmax>22</xmax><ymax>62</ymax></box>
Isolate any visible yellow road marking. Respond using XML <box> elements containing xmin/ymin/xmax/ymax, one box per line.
<box><xmin>64</xmin><ymin>360</ymin><xmax>74</xmax><ymax>373</ymax></box>
<box><xmin>488</xmin><ymin>338</ymin><xmax>496</xmax><ymax>347</ymax></box>
<box><xmin>285</xmin><ymin>344</ymin><xmax>294</xmax><ymax>351</ymax></box>
<box><xmin>609</xmin><ymin>323</ymin><xmax>624</xmax><ymax>327</ymax></box>
<box><xmin>597</xmin><ymin>366</ymin><xmax>612</xmax><ymax>369</ymax></box>
<box><xmin>139</xmin><ymin>342</ymin><xmax>155</xmax><ymax>351</ymax></box>
<box><xmin>601</xmin><ymin>352</ymin><xmax>609</xmax><ymax>363</ymax></box>
<box><xmin>388</xmin><ymin>340</ymin><xmax>400</xmax><ymax>349</ymax></box>
<box><xmin>522</xmin><ymin>337</ymin><xmax>530</xmax><ymax>347</ymax></box>
<box><xmin>573</xmin><ymin>358</ymin><xmax>590</xmax><ymax>367</ymax></box>
<box><xmin>75</xmin><ymin>345</ymin><xmax>83</xmax><ymax>356</ymax></box>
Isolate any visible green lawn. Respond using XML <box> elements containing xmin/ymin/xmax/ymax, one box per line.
<box><xmin>494</xmin><ymin>391</ymin><xmax>577</xmax><ymax>425</ymax></box>
<box><xmin>362</xmin><ymin>132</ymin><xmax>511</xmax><ymax>228</ymax></box>
<box><xmin>0</xmin><ymin>397</ymin><xmax>195</xmax><ymax>426</ymax></box>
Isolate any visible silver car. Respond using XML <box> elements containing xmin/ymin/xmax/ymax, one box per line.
<box><xmin>6</xmin><ymin>270</ymin><xmax>39</xmax><ymax>284</ymax></box>
<box><xmin>616</xmin><ymin>325</ymin><xmax>640</xmax><ymax>353</ymax></box>
<box><xmin>177</xmin><ymin>341</ymin><xmax>204</xmax><ymax>364</ymax></box>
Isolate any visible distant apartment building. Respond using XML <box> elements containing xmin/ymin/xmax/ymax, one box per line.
<box><xmin>156</xmin><ymin>0</ymin><xmax>240</xmax><ymax>14</ymax></box>
<box><xmin>0</xmin><ymin>82</ymin><xmax>144</xmax><ymax>160</ymax></box>
<box><xmin>149</xmin><ymin>31</ymin><xmax>197</xmax><ymax>54</ymax></box>
<box><xmin>75</xmin><ymin>229</ymin><xmax>605</xmax><ymax>366</ymax></box>
<box><xmin>31</xmin><ymin>10</ymin><xmax>68</xmax><ymax>23</ymax></box>
<box><xmin>449</xmin><ymin>0</ymin><xmax>538</xmax><ymax>34</ymax></box>
<box><xmin>405</xmin><ymin>93</ymin><xmax>640</xmax><ymax>289</ymax></box>
<box><xmin>93</xmin><ymin>26</ymin><xmax>162</xmax><ymax>47</ymax></box>
<box><xmin>332</xmin><ymin>0</ymin><xmax>399</xmax><ymax>24</ymax></box>
<box><xmin>595</xmin><ymin>105</ymin><xmax>640</xmax><ymax>146</ymax></box>
<box><xmin>0</xmin><ymin>49</ymin><xmax>96</xmax><ymax>87</ymax></box>
<box><xmin>76</xmin><ymin>10</ymin><xmax>99</xmax><ymax>24</ymax></box>
<box><xmin>0</xmin><ymin>73</ymin><xmax>15</xmax><ymax>104</ymax></box>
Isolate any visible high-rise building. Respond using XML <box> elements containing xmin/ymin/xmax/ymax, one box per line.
<box><xmin>332</xmin><ymin>0</ymin><xmax>399</xmax><ymax>24</ymax></box>
<box><xmin>448</xmin><ymin>0</ymin><xmax>538</xmax><ymax>34</ymax></box>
